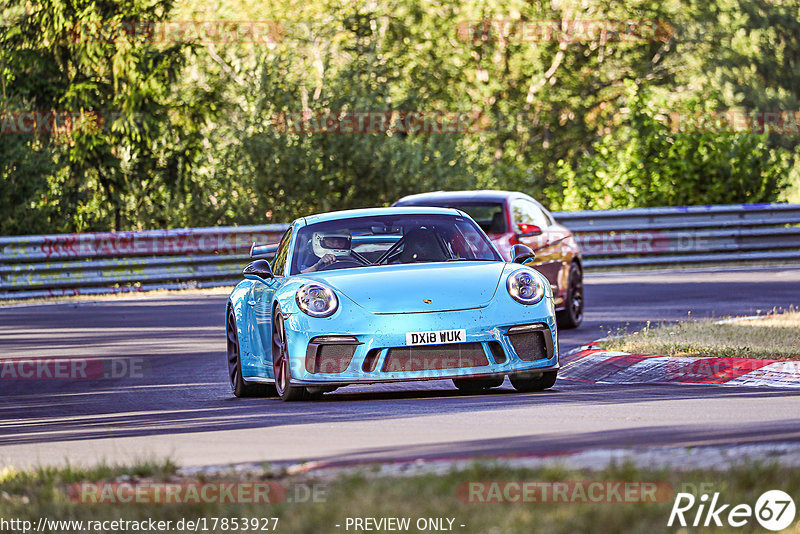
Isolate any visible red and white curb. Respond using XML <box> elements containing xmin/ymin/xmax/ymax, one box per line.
<box><xmin>561</xmin><ymin>345</ymin><xmax>800</xmax><ymax>388</ymax></box>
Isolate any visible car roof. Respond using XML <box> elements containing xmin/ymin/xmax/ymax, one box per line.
<box><xmin>394</xmin><ymin>190</ymin><xmax>527</xmax><ymax>205</ymax></box>
<box><xmin>300</xmin><ymin>206</ymin><xmax>463</xmax><ymax>225</ymax></box>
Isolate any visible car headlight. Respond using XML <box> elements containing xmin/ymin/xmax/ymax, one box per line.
<box><xmin>507</xmin><ymin>270</ymin><xmax>545</xmax><ymax>305</ymax></box>
<box><xmin>296</xmin><ymin>283</ymin><xmax>339</xmax><ymax>318</ymax></box>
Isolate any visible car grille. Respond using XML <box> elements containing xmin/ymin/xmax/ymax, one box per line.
<box><xmin>382</xmin><ymin>343</ymin><xmax>489</xmax><ymax>372</ymax></box>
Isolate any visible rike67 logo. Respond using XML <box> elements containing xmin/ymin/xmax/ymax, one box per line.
<box><xmin>668</xmin><ymin>490</ymin><xmax>796</xmax><ymax>531</ymax></box>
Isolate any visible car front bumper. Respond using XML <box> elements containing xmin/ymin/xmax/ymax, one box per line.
<box><xmin>279</xmin><ymin>296</ymin><xmax>559</xmax><ymax>385</ymax></box>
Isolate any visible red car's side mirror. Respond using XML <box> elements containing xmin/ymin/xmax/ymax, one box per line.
<box><xmin>517</xmin><ymin>223</ymin><xmax>543</xmax><ymax>237</ymax></box>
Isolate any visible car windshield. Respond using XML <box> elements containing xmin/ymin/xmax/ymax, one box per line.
<box><xmin>290</xmin><ymin>213</ymin><xmax>502</xmax><ymax>275</ymax></box>
<box><xmin>398</xmin><ymin>202</ymin><xmax>507</xmax><ymax>234</ymax></box>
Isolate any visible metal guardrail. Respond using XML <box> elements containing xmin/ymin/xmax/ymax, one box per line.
<box><xmin>1</xmin><ymin>203</ymin><xmax>799</xmax><ymax>300</ymax></box>
<box><xmin>557</xmin><ymin>203</ymin><xmax>800</xmax><ymax>268</ymax></box>
<box><xmin>0</xmin><ymin>226</ymin><xmax>287</xmax><ymax>300</ymax></box>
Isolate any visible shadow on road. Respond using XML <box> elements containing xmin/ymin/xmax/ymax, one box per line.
<box><xmin>2</xmin><ymin>378</ymin><xmax>799</xmax><ymax>447</ymax></box>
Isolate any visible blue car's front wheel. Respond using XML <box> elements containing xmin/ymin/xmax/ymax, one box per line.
<box><xmin>509</xmin><ymin>370</ymin><xmax>558</xmax><ymax>392</ymax></box>
<box><xmin>227</xmin><ymin>308</ymin><xmax>276</xmax><ymax>398</ymax></box>
<box><xmin>272</xmin><ymin>308</ymin><xmax>308</xmax><ymax>401</ymax></box>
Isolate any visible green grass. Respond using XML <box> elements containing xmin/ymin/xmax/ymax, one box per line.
<box><xmin>2</xmin><ymin>460</ymin><xmax>800</xmax><ymax>533</ymax></box>
<box><xmin>603</xmin><ymin>310</ymin><xmax>800</xmax><ymax>360</ymax></box>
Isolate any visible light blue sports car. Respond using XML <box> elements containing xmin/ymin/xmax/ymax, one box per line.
<box><xmin>226</xmin><ymin>207</ymin><xmax>559</xmax><ymax>401</ymax></box>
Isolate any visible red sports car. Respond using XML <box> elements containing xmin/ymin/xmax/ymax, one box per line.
<box><xmin>394</xmin><ymin>190</ymin><xmax>583</xmax><ymax>328</ymax></box>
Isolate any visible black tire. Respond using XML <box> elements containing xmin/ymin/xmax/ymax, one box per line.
<box><xmin>452</xmin><ymin>376</ymin><xmax>504</xmax><ymax>393</ymax></box>
<box><xmin>227</xmin><ymin>308</ymin><xmax>276</xmax><ymax>397</ymax></box>
<box><xmin>510</xmin><ymin>370</ymin><xmax>558</xmax><ymax>392</ymax></box>
<box><xmin>272</xmin><ymin>308</ymin><xmax>308</xmax><ymax>401</ymax></box>
<box><xmin>557</xmin><ymin>263</ymin><xmax>584</xmax><ymax>329</ymax></box>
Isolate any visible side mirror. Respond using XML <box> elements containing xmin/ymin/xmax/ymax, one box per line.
<box><xmin>243</xmin><ymin>259</ymin><xmax>274</xmax><ymax>282</ymax></box>
<box><xmin>517</xmin><ymin>223</ymin><xmax>543</xmax><ymax>237</ymax></box>
<box><xmin>511</xmin><ymin>244</ymin><xmax>536</xmax><ymax>264</ymax></box>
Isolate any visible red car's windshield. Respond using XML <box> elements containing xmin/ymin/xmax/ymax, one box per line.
<box><xmin>395</xmin><ymin>202</ymin><xmax>507</xmax><ymax>235</ymax></box>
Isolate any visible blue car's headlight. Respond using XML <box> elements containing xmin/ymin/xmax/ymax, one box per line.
<box><xmin>507</xmin><ymin>270</ymin><xmax>545</xmax><ymax>305</ymax></box>
<box><xmin>296</xmin><ymin>283</ymin><xmax>339</xmax><ymax>317</ymax></box>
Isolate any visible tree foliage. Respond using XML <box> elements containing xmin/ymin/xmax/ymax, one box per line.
<box><xmin>555</xmin><ymin>84</ymin><xmax>787</xmax><ymax>209</ymax></box>
<box><xmin>1</xmin><ymin>0</ymin><xmax>798</xmax><ymax>234</ymax></box>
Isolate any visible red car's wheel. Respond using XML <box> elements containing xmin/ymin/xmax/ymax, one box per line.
<box><xmin>557</xmin><ymin>263</ymin><xmax>583</xmax><ymax>329</ymax></box>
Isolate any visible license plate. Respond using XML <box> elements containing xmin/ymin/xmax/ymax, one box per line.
<box><xmin>405</xmin><ymin>329</ymin><xmax>466</xmax><ymax>346</ymax></box>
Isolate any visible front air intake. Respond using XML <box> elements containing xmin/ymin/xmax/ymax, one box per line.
<box><xmin>506</xmin><ymin>324</ymin><xmax>553</xmax><ymax>361</ymax></box>
<box><xmin>306</xmin><ymin>336</ymin><xmax>360</xmax><ymax>373</ymax></box>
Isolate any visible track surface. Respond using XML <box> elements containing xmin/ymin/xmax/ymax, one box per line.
<box><xmin>1</xmin><ymin>266</ymin><xmax>799</xmax><ymax>469</ymax></box>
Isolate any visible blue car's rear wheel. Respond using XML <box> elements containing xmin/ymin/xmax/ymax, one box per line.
<box><xmin>227</xmin><ymin>308</ymin><xmax>276</xmax><ymax>397</ymax></box>
<box><xmin>272</xmin><ymin>308</ymin><xmax>308</xmax><ymax>401</ymax></box>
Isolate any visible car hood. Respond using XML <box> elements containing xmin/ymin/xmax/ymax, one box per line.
<box><xmin>301</xmin><ymin>262</ymin><xmax>506</xmax><ymax>314</ymax></box>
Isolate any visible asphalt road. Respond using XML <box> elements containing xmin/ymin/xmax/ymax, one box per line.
<box><xmin>1</xmin><ymin>265</ymin><xmax>800</xmax><ymax>469</ymax></box>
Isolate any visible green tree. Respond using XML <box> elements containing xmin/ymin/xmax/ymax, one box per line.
<box><xmin>554</xmin><ymin>85</ymin><xmax>787</xmax><ymax>210</ymax></box>
<box><xmin>2</xmin><ymin>0</ymin><xmax>799</xmax><ymax>235</ymax></box>
<box><xmin>0</xmin><ymin>0</ymin><xmax>211</xmax><ymax>233</ymax></box>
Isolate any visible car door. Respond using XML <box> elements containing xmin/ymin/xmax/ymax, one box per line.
<box><xmin>539</xmin><ymin>206</ymin><xmax>573</xmax><ymax>304</ymax></box>
<box><xmin>509</xmin><ymin>198</ymin><xmax>562</xmax><ymax>290</ymax></box>
<box><xmin>248</xmin><ymin>226</ymin><xmax>293</xmax><ymax>375</ymax></box>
